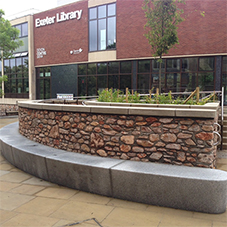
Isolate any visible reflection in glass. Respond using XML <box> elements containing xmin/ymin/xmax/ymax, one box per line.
<box><xmin>108</xmin><ymin>62</ymin><xmax>119</xmax><ymax>74</ymax></box>
<box><xmin>152</xmin><ymin>73</ymin><xmax>165</xmax><ymax>92</ymax></box>
<box><xmin>97</xmin><ymin>75</ymin><xmax>107</xmax><ymax>92</ymax></box>
<box><xmin>108</xmin><ymin>75</ymin><xmax>119</xmax><ymax>89</ymax></box>
<box><xmin>198</xmin><ymin>73</ymin><xmax>214</xmax><ymax>91</ymax></box>
<box><xmin>97</xmin><ymin>63</ymin><xmax>107</xmax><ymax>74</ymax></box>
<box><xmin>87</xmin><ymin>76</ymin><xmax>97</xmax><ymax>96</ymax></box>
<box><xmin>78</xmin><ymin>64</ymin><xmax>87</xmax><ymax>75</ymax></box>
<box><xmin>22</xmin><ymin>23</ymin><xmax>28</xmax><ymax>37</ymax></box>
<box><xmin>167</xmin><ymin>59</ymin><xmax>180</xmax><ymax>72</ymax></box>
<box><xmin>98</xmin><ymin>5</ymin><xmax>106</xmax><ymax>18</ymax></box>
<box><xmin>152</xmin><ymin>59</ymin><xmax>165</xmax><ymax>72</ymax></box>
<box><xmin>120</xmin><ymin>61</ymin><xmax>132</xmax><ymax>73</ymax></box>
<box><xmin>88</xmin><ymin>63</ymin><xmax>96</xmax><ymax>75</ymax></box>
<box><xmin>120</xmin><ymin>75</ymin><xmax>131</xmax><ymax>91</ymax></box>
<box><xmin>98</xmin><ymin>19</ymin><xmax>106</xmax><ymax>50</ymax></box>
<box><xmin>222</xmin><ymin>56</ymin><xmax>227</xmax><ymax>72</ymax></box>
<box><xmin>44</xmin><ymin>79</ymin><xmax>51</xmax><ymax>99</ymax></box>
<box><xmin>89</xmin><ymin>7</ymin><xmax>97</xmax><ymax>20</ymax></box>
<box><xmin>108</xmin><ymin>3</ymin><xmax>116</xmax><ymax>16</ymax></box>
<box><xmin>107</xmin><ymin>17</ymin><xmax>116</xmax><ymax>49</ymax></box>
<box><xmin>89</xmin><ymin>20</ymin><xmax>97</xmax><ymax>51</ymax></box>
<box><xmin>137</xmin><ymin>74</ymin><xmax>150</xmax><ymax>93</ymax></box>
<box><xmin>78</xmin><ymin>76</ymin><xmax>87</xmax><ymax>96</ymax></box>
<box><xmin>138</xmin><ymin>60</ymin><xmax>150</xmax><ymax>73</ymax></box>
<box><xmin>181</xmin><ymin>73</ymin><xmax>197</xmax><ymax>92</ymax></box>
<box><xmin>18</xmin><ymin>79</ymin><xmax>23</xmax><ymax>93</ymax></box>
<box><xmin>166</xmin><ymin>73</ymin><xmax>180</xmax><ymax>92</ymax></box>
<box><xmin>199</xmin><ymin>57</ymin><xmax>214</xmax><ymax>71</ymax></box>
<box><xmin>182</xmin><ymin>58</ymin><xmax>197</xmax><ymax>72</ymax></box>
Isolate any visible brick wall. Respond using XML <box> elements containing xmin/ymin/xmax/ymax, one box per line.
<box><xmin>34</xmin><ymin>0</ymin><xmax>88</xmax><ymax>66</ymax></box>
<box><xmin>19</xmin><ymin>107</ymin><xmax>217</xmax><ymax>168</ymax></box>
<box><xmin>33</xmin><ymin>0</ymin><xmax>227</xmax><ymax>66</ymax></box>
<box><xmin>117</xmin><ymin>0</ymin><xmax>227</xmax><ymax>59</ymax></box>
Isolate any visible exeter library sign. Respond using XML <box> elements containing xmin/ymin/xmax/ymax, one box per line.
<box><xmin>35</xmin><ymin>9</ymin><xmax>83</xmax><ymax>28</ymax></box>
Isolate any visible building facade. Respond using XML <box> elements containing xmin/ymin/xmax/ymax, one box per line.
<box><xmin>0</xmin><ymin>14</ymin><xmax>35</xmax><ymax>105</ymax></box>
<box><xmin>1</xmin><ymin>0</ymin><xmax>227</xmax><ymax>106</ymax></box>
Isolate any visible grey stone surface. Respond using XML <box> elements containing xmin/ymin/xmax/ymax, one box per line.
<box><xmin>46</xmin><ymin>152</ymin><xmax>124</xmax><ymax>196</ymax></box>
<box><xmin>176</xmin><ymin>109</ymin><xmax>216</xmax><ymax>118</ymax></box>
<box><xmin>111</xmin><ymin>161</ymin><xmax>227</xmax><ymax>214</ymax></box>
<box><xmin>129</xmin><ymin>107</ymin><xmax>175</xmax><ymax>116</ymax></box>
<box><xmin>62</xmin><ymin>105</ymin><xmax>91</xmax><ymax>112</ymax></box>
<box><xmin>1</xmin><ymin>122</ymin><xmax>227</xmax><ymax>214</ymax></box>
<box><xmin>91</xmin><ymin>106</ymin><xmax>129</xmax><ymax>115</ymax></box>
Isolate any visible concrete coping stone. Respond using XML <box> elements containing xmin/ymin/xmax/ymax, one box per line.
<box><xmin>18</xmin><ymin>100</ymin><xmax>219</xmax><ymax>119</ymax></box>
<box><xmin>0</xmin><ymin>122</ymin><xmax>227</xmax><ymax>214</ymax></box>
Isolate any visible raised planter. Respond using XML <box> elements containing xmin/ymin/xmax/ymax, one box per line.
<box><xmin>18</xmin><ymin>100</ymin><xmax>220</xmax><ymax>168</ymax></box>
<box><xmin>0</xmin><ymin>122</ymin><xmax>227</xmax><ymax>214</ymax></box>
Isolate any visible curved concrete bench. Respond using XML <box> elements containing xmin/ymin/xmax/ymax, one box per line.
<box><xmin>0</xmin><ymin>122</ymin><xmax>227</xmax><ymax>214</ymax></box>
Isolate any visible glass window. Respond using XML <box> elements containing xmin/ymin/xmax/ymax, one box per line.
<box><xmin>78</xmin><ymin>64</ymin><xmax>87</xmax><ymax>75</ymax></box>
<box><xmin>137</xmin><ymin>74</ymin><xmax>150</xmax><ymax>93</ymax></box>
<box><xmin>10</xmin><ymin>59</ymin><xmax>16</xmax><ymax>73</ymax></box>
<box><xmin>222</xmin><ymin>56</ymin><xmax>227</xmax><ymax>72</ymax></box>
<box><xmin>108</xmin><ymin>3</ymin><xmax>116</xmax><ymax>16</ymax></box>
<box><xmin>182</xmin><ymin>58</ymin><xmax>197</xmax><ymax>72</ymax></box>
<box><xmin>152</xmin><ymin>73</ymin><xmax>165</xmax><ymax>92</ymax></box>
<box><xmin>166</xmin><ymin>73</ymin><xmax>180</xmax><ymax>92</ymax></box>
<box><xmin>88</xmin><ymin>63</ymin><xmax>96</xmax><ymax>75</ymax></box>
<box><xmin>78</xmin><ymin>76</ymin><xmax>87</xmax><ymax>96</ymax></box>
<box><xmin>87</xmin><ymin>76</ymin><xmax>97</xmax><ymax>96</ymax></box>
<box><xmin>17</xmin><ymin>79</ymin><xmax>23</xmax><ymax>93</ymax></box>
<box><xmin>120</xmin><ymin>61</ymin><xmax>132</xmax><ymax>73</ymax></box>
<box><xmin>22</xmin><ymin>23</ymin><xmax>28</xmax><ymax>37</ymax></box>
<box><xmin>97</xmin><ymin>63</ymin><xmax>107</xmax><ymax>74</ymax></box>
<box><xmin>138</xmin><ymin>60</ymin><xmax>150</xmax><ymax>73</ymax></box>
<box><xmin>199</xmin><ymin>57</ymin><xmax>214</xmax><ymax>71</ymax></box>
<box><xmin>4</xmin><ymin>59</ymin><xmax>10</xmax><ymax>74</ymax></box>
<box><xmin>152</xmin><ymin>59</ymin><xmax>165</xmax><ymax>72</ymax></box>
<box><xmin>97</xmin><ymin>75</ymin><xmax>107</xmax><ymax>92</ymax></box>
<box><xmin>98</xmin><ymin>5</ymin><xmax>106</xmax><ymax>18</ymax></box>
<box><xmin>120</xmin><ymin>75</ymin><xmax>131</xmax><ymax>91</ymax></box>
<box><xmin>181</xmin><ymin>73</ymin><xmax>197</xmax><ymax>92</ymax></box>
<box><xmin>98</xmin><ymin>19</ymin><xmax>106</xmax><ymax>50</ymax></box>
<box><xmin>89</xmin><ymin>7</ymin><xmax>97</xmax><ymax>20</ymax></box>
<box><xmin>167</xmin><ymin>59</ymin><xmax>180</xmax><ymax>72</ymax></box>
<box><xmin>23</xmin><ymin>57</ymin><xmax>28</xmax><ymax>72</ymax></box>
<box><xmin>108</xmin><ymin>75</ymin><xmax>119</xmax><ymax>89</ymax></box>
<box><xmin>108</xmin><ymin>62</ymin><xmax>119</xmax><ymax>74</ymax></box>
<box><xmin>198</xmin><ymin>73</ymin><xmax>214</xmax><ymax>91</ymax></box>
<box><xmin>24</xmin><ymin>78</ymin><xmax>29</xmax><ymax>93</ymax></box>
<box><xmin>89</xmin><ymin>3</ymin><xmax>116</xmax><ymax>52</ymax></box>
<box><xmin>89</xmin><ymin>20</ymin><xmax>97</xmax><ymax>52</ymax></box>
<box><xmin>107</xmin><ymin>17</ymin><xmax>116</xmax><ymax>49</ymax></box>
<box><xmin>15</xmin><ymin>24</ymin><xmax>22</xmax><ymax>37</ymax></box>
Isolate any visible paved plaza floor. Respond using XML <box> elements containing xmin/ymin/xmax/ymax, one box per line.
<box><xmin>0</xmin><ymin>116</ymin><xmax>226</xmax><ymax>227</ymax></box>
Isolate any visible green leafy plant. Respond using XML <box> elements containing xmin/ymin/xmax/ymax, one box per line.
<box><xmin>97</xmin><ymin>88</ymin><xmax>218</xmax><ymax>105</ymax></box>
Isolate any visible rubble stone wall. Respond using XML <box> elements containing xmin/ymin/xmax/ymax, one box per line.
<box><xmin>18</xmin><ymin>107</ymin><xmax>217</xmax><ymax>168</ymax></box>
<box><xmin>0</xmin><ymin>104</ymin><xmax>18</xmax><ymax>116</ymax></box>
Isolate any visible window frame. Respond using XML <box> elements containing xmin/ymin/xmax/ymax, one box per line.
<box><xmin>89</xmin><ymin>3</ymin><xmax>116</xmax><ymax>52</ymax></box>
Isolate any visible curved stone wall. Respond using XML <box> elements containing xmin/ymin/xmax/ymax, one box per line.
<box><xmin>18</xmin><ymin>101</ymin><xmax>219</xmax><ymax>168</ymax></box>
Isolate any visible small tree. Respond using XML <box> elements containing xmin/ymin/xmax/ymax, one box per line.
<box><xmin>0</xmin><ymin>9</ymin><xmax>23</xmax><ymax>96</ymax></box>
<box><xmin>143</xmin><ymin>0</ymin><xmax>185</xmax><ymax>93</ymax></box>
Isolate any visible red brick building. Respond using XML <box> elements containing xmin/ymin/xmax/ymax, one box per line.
<box><xmin>2</xmin><ymin>0</ymin><xmax>227</xmax><ymax>104</ymax></box>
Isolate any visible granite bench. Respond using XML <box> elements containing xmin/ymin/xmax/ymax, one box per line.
<box><xmin>0</xmin><ymin>122</ymin><xmax>227</xmax><ymax>214</ymax></box>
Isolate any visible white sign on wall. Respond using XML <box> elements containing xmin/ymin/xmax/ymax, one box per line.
<box><xmin>35</xmin><ymin>10</ymin><xmax>83</xmax><ymax>28</ymax></box>
<box><xmin>70</xmin><ymin>48</ymin><xmax>83</xmax><ymax>55</ymax></box>
<box><xmin>37</xmin><ymin>48</ymin><xmax>47</xmax><ymax>58</ymax></box>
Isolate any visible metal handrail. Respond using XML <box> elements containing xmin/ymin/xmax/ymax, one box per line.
<box><xmin>213</xmin><ymin>131</ymin><xmax>222</xmax><ymax>146</ymax></box>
